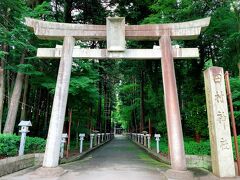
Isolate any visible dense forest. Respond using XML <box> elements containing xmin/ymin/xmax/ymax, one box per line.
<box><xmin>0</xmin><ymin>0</ymin><xmax>239</xmax><ymax>143</ymax></box>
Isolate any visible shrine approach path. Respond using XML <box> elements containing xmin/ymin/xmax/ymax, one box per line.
<box><xmin>3</xmin><ymin>135</ymin><xmax>169</xmax><ymax>180</ymax></box>
<box><xmin>60</xmin><ymin>135</ymin><xmax>169</xmax><ymax>180</ymax></box>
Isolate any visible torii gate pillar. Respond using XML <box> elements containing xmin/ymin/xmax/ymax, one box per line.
<box><xmin>160</xmin><ymin>36</ymin><xmax>187</xmax><ymax>171</ymax></box>
<box><xmin>43</xmin><ymin>36</ymin><xmax>75</xmax><ymax>167</ymax></box>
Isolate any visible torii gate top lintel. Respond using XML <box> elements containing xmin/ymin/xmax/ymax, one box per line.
<box><xmin>25</xmin><ymin>17</ymin><xmax>210</xmax><ymax>41</ymax></box>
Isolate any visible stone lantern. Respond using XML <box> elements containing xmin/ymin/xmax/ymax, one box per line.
<box><xmin>154</xmin><ymin>134</ymin><xmax>161</xmax><ymax>153</ymax></box>
<box><xmin>142</xmin><ymin>131</ymin><xmax>148</xmax><ymax>147</ymax></box>
<box><xmin>18</xmin><ymin>121</ymin><xmax>32</xmax><ymax>156</ymax></box>
<box><xmin>90</xmin><ymin>134</ymin><xmax>94</xmax><ymax>149</ymax></box>
<box><xmin>79</xmin><ymin>133</ymin><xmax>85</xmax><ymax>153</ymax></box>
<box><xmin>60</xmin><ymin>133</ymin><xmax>68</xmax><ymax>158</ymax></box>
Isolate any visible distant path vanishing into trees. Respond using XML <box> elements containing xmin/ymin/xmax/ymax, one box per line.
<box><xmin>60</xmin><ymin>135</ymin><xmax>169</xmax><ymax>180</ymax></box>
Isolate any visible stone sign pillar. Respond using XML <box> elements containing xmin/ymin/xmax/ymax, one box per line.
<box><xmin>204</xmin><ymin>67</ymin><xmax>235</xmax><ymax>177</ymax></box>
<box><xmin>43</xmin><ymin>36</ymin><xmax>75</xmax><ymax>168</ymax></box>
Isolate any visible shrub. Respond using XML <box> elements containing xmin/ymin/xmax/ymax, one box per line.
<box><xmin>0</xmin><ymin>134</ymin><xmax>46</xmax><ymax>157</ymax></box>
<box><xmin>151</xmin><ymin>137</ymin><xmax>211</xmax><ymax>155</ymax></box>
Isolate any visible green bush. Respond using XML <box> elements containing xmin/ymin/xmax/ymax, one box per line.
<box><xmin>151</xmin><ymin>136</ymin><xmax>240</xmax><ymax>158</ymax></box>
<box><xmin>0</xmin><ymin>134</ymin><xmax>46</xmax><ymax>157</ymax></box>
<box><xmin>151</xmin><ymin>137</ymin><xmax>211</xmax><ymax>155</ymax></box>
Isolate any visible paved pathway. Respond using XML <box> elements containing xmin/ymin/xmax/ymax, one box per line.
<box><xmin>2</xmin><ymin>135</ymin><xmax>169</xmax><ymax>180</ymax></box>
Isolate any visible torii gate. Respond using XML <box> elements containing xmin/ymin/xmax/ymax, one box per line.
<box><xmin>26</xmin><ymin>17</ymin><xmax>210</xmax><ymax>173</ymax></box>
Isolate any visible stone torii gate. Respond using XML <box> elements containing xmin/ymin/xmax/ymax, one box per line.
<box><xmin>26</xmin><ymin>17</ymin><xmax>210</xmax><ymax>174</ymax></box>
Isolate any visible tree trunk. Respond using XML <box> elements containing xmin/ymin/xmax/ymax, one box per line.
<box><xmin>43</xmin><ymin>92</ymin><xmax>50</xmax><ymax>136</ymax></box>
<box><xmin>133</xmin><ymin>78</ymin><xmax>137</xmax><ymax>132</ymax></box>
<box><xmin>0</xmin><ymin>68</ymin><xmax>4</xmax><ymax>133</ymax></box>
<box><xmin>20</xmin><ymin>75</ymin><xmax>29</xmax><ymax>120</ymax></box>
<box><xmin>238</xmin><ymin>63</ymin><xmax>240</xmax><ymax>78</ymax></box>
<box><xmin>64</xmin><ymin>0</ymin><xmax>73</xmax><ymax>23</ymax></box>
<box><xmin>3</xmin><ymin>52</ymin><xmax>25</xmax><ymax>134</ymax></box>
<box><xmin>89</xmin><ymin>106</ymin><xmax>93</xmax><ymax>133</ymax></box>
<box><xmin>148</xmin><ymin>118</ymin><xmax>152</xmax><ymax>135</ymax></box>
<box><xmin>35</xmin><ymin>89</ymin><xmax>42</xmax><ymax>136</ymax></box>
<box><xmin>0</xmin><ymin>43</ymin><xmax>6</xmax><ymax>133</ymax></box>
<box><xmin>140</xmin><ymin>70</ymin><xmax>145</xmax><ymax>132</ymax></box>
<box><xmin>97</xmin><ymin>69</ymin><xmax>102</xmax><ymax>132</ymax></box>
<box><xmin>194</xmin><ymin>131</ymin><xmax>201</xmax><ymax>143</ymax></box>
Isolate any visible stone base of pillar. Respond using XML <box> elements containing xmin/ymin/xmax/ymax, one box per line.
<box><xmin>29</xmin><ymin>167</ymin><xmax>67</xmax><ymax>177</ymax></box>
<box><xmin>163</xmin><ymin>169</ymin><xmax>194</xmax><ymax>180</ymax></box>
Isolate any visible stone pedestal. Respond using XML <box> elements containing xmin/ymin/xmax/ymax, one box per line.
<box><xmin>143</xmin><ymin>134</ymin><xmax>147</xmax><ymax>146</ymax></box>
<box><xmin>101</xmin><ymin>133</ymin><xmax>104</xmax><ymax>142</ymax></box>
<box><xmin>30</xmin><ymin>167</ymin><xmax>67</xmax><ymax>178</ymax></box>
<box><xmin>90</xmin><ymin>134</ymin><xmax>94</xmax><ymax>149</ymax></box>
<box><xmin>97</xmin><ymin>133</ymin><xmax>101</xmax><ymax>145</ymax></box>
<box><xmin>164</xmin><ymin>169</ymin><xmax>194</xmax><ymax>180</ymax></box>
<box><xmin>79</xmin><ymin>133</ymin><xmax>85</xmax><ymax>153</ymax></box>
<box><xmin>204</xmin><ymin>67</ymin><xmax>235</xmax><ymax>178</ymax></box>
<box><xmin>154</xmin><ymin>134</ymin><xmax>161</xmax><ymax>153</ymax></box>
<box><xmin>146</xmin><ymin>134</ymin><xmax>151</xmax><ymax>149</ymax></box>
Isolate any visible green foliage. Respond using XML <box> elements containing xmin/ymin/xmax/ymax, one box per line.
<box><xmin>0</xmin><ymin>134</ymin><xmax>46</xmax><ymax>157</ymax></box>
<box><xmin>184</xmin><ymin>140</ymin><xmax>211</xmax><ymax>155</ymax></box>
<box><xmin>151</xmin><ymin>138</ymin><xmax>211</xmax><ymax>155</ymax></box>
<box><xmin>184</xmin><ymin>95</ymin><xmax>208</xmax><ymax>136</ymax></box>
<box><xmin>230</xmin><ymin>77</ymin><xmax>240</xmax><ymax>121</ymax></box>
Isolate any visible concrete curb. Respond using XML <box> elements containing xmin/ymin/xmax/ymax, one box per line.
<box><xmin>129</xmin><ymin>138</ymin><xmax>171</xmax><ymax>165</ymax></box>
<box><xmin>128</xmin><ymin>138</ymin><xmax>212</xmax><ymax>170</ymax></box>
<box><xmin>0</xmin><ymin>138</ymin><xmax>114</xmax><ymax>178</ymax></box>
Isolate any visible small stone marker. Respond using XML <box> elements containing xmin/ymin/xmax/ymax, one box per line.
<box><xmin>101</xmin><ymin>133</ymin><xmax>104</xmax><ymax>142</ymax></box>
<box><xmin>97</xmin><ymin>133</ymin><xmax>101</xmax><ymax>145</ymax></box>
<box><xmin>79</xmin><ymin>133</ymin><xmax>85</xmax><ymax>153</ymax></box>
<box><xmin>18</xmin><ymin>121</ymin><xmax>32</xmax><ymax>156</ymax></box>
<box><xmin>141</xmin><ymin>134</ymin><xmax>144</xmax><ymax>144</ymax></box>
<box><xmin>146</xmin><ymin>134</ymin><xmax>151</xmax><ymax>149</ymax></box>
<box><xmin>204</xmin><ymin>67</ymin><xmax>235</xmax><ymax>177</ymax></box>
<box><xmin>154</xmin><ymin>134</ymin><xmax>161</xmax><ymax>153</ymax></box>
<box><xmin>60</xmin><ymin>133</ymin><xmax>68</xmax><ymax>158</ymax></box>
<box><xmin>106</xmin><ymin>133</ymin><xmax>110</xmax><ymax>140</ymax></box>
<box><xmin>94</xmin><ymin>133</ymin><xmax>97</xmax><ymax>146</ymax></box>
<box><xmin>90</xmin><ymin>134</ymin><xmax>94</xmax><ymax>149</ymax></box>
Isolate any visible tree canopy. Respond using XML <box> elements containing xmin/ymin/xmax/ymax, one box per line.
<box><xmin>0</xmin><ymin>0</ymin><xmax>239</xmax><ymax>142</ymax></box>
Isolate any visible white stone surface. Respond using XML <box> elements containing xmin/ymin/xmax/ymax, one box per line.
<box><xmin>37</xmin><ymin>48</ymin><xmax>199</xmax><ymax>60</ymax></box>
<box><xmin>146</xmin><ymin>134</ymin><xmax>151</xmax><ymax>149</ymax></box>
<box><xmin>97</xmin><ymin>133</ymin><xmax>101</xmax><ymax>145</ymax></box>
<box><xmin>107</xmin><ymin>17</ymin><xmax>125</xmax><ymax>51</ymax></box>
<box><xmin>101</xmin><ymin>133</ymin><xmax>104</xmax><ymax>142</ymax></box>
<box><xmin>18</xmin><ymin>130</ymin><xmax>29</xmax><ymax>156</ymax></box>
<box><xmin>60</xmin><ymin>133</ymin><xmax>68</xmax><ymax>159</ymax></box>
<box><xmin>204</xmin><ymin>67</ymin><xmax>235</xmax><ymax>177</ymax></box>
<box><xmin>25</xmin><ymin>17</ymin><xmax>210</xmax><ymax>40</ymax></box>
<box><xmin>42</xmin><ymin>36</ymin><xmax>75</xmax><ymax>168</ymax></box>
<box><xmin>79</xmin><ymin>133</ymin><xmax>85</xmax><ymax>154</ymax></box>
<box><xmin>90</xmin><ymin>134</ymin><xmax>94</xmax><ymax>149</ymax></box>
<box><xmin>154</xmin><ymin>134</ymin><xmax>161</xmax><ymax>154</ymax></box>
<box><xmin>18</xmin><ymin>121</ymin><xmax>32</xmax><ymax>127</ymax></box>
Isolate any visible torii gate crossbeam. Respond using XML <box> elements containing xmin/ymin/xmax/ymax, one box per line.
<box><xmin>26</xmin><ymin>17</ymin><xmax>210</xmax><ymax>177</ymax></box>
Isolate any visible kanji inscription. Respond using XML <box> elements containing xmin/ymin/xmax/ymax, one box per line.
<box><xmin>204</xmin><ymin>67</ymin><xmax>235</xmax><ymax>178</ymax></box>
